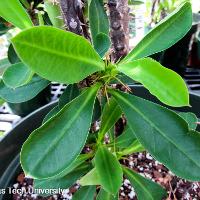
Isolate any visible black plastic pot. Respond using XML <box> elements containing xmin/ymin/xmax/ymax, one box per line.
<box><xmin>7</xmin><ymin>86</ymin><xmax>52</xmax><ymax>117</ymax></box>
<box><xmin>0</xmin><ymin>86</ymin><xmax>200</xmax><ymax>200</ymax></box>
<box><xmin>160</xmin><ymin>25</ymin><xmax>198</xmax><ymax>75</ymax></box>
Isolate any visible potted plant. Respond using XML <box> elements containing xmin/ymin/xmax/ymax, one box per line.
<box><xmin>0</xmin><ymin>0</ymin><xmax>200</xmax><ymax>199</ymax></box>
<box><xmin>0</xmin><ymin>0</ymin><xmax>53</xmax><ymax>116</ymax></box>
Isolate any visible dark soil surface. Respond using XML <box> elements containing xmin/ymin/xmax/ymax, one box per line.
<box><xmin>10</xmin><ymin>152</ymin><xmax>200</xmax><ymax>200</ymax></box>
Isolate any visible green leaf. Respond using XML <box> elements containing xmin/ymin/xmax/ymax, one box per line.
<box><xmin>3</xmin><ymin>62</ymin><xmax>34</xmax><ymax>89</ymax></box>
<box><xmin>0</xmin><ymin>58</ymin><xmax>10</xmax><ymax>76</ymax></box>
<box><xmin>94</xmin><ymin>33</ymin><xmax>111</xmax><ymax>58</ymax></box>
<box><xmin>43</xmin><ymin>105</ymin><xmax>60</xmax><ymax>124</ymax></box>
<box><xmin>34</xmin><ymin>163</ymin><xmax>91</xmax><ymax>197</ymax></box>
<box><xmin>8</xmin><ymin>44</ymin><xmax>21</xmax><ymax>64</ymax></box>
<box><xmin>128</xmin><ymin>0</ymin><xmax>144</xmax><ymax>5</ymax></box>
<box><xmin>73</xmin><ymin>186</ymin><xmax>96</xmax><ymax>200</ymax></box>
<box><xmin>118</xmin><ymin>140</ymin><xmax>145</xmax><ymax>156</ymax></box>
<box><xmin>115</xmin><ymin>126</ymin><xmax>137</xmax><ymax>149</ymax></box>
<box><xmin>178</xmin><ymin>112</ymin><xmax>198</xmax><ymax>130</ymax></box>
<box><xmin>96</xmin><ymin>189</ymin><xmax>117</xmax><ymax>200</ymax></box>
<box><xmin>12</xmin><ymin>26</ymin><xmax>105</xmax><ymax>84</ymax></box>
<box><xmin>0</xmin><ymin>76</ymin><xmax>49</xmax><ymax>103</ymax></box>
<box><xmin>118</xmin><ymin>58</ymin><xmax>189</xmax><ymax>107</ymax></box>
<box><xmin>110</xmin><ymin>90</ymin><xmax>200</xmax><ymax>181</ymax></box>
<box><xmin>52</xmin><ymin>154</ymin><xmax>93</xmax><ymax>179</ymax></box>
<box><xmin>21</xmin><ymin>84</ymin><xmax>101</xmax><ymax>179</ymax></box>
<box><xmin>98</xmin><ymin>98</ymin><xmax>122</xmax><ymax>142</ymax></box>
<box><xmin>93</xmin><ymin>98</ymin><xmax>102</xmax><ymax>122</ymax></box>
<box><xmin>0</xmin><ymin>98</ymin><xmax>4</xmax><ymax>106</ymax></box>
<box><xmin>58</xmin><ymin>84</ymin><xmax>80</xmax><ymax>109</ymax></box>
<box><xmin>44</xmin><ymin>0</ymin><xmax>64</xmax><ymax>28</ymax></box>
<box><xmin>89</xmin><ymin>0</ymin><xmax>110</xmax><ymax>57</ymax></box>
<box><xmin>122</xmin><ymin>2</ymin><xmax>192</xmax><ymax>62</ymax></box>
<box><xmin>123</xmin><ymin>167</ymin><xmax>167</xmax><ymax>200</ymax></box>
<box><xmin>0</xmin><ymin>0</ymin><xmax>33</xmax><ymax>29</ymax></box>
<box><xmin>79</xmin><ymin>168</ymin><xmax>101</xmax><ymax>186</ymax></box>
<box><xmin>95</xmin><ymin>146</ymin><xmax>123</xmax><ymax>195</ymax></box>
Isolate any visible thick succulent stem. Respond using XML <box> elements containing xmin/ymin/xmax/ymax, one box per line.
<box><xmin>59</xmin><ymin>0</ymin><xmax>83</xmax><ymax>35</ymax></box>
<box><xmin>59</xmin><ymin>0</ymin><xmax>90</xmax><ymax>39</ymax></box>
<box><xmin>108</xmin><ymin>0</ymin><xmax>129</xmax><ymax>62</ymax></box>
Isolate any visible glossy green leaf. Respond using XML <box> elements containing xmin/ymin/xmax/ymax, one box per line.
<box><xmin>123</xmin><ymin>167</ymin><xmax>167</xmax><ymax>200</ymax></box>
<box><xmin>118</xmin><ymin>58</ymin><xmax>189</xmax><ymax>107</ymax></box>
<box><xmin>12</xmin><ymin>26</ymin><xmax>105</xmax><ymax>84</ymax></box>
<box><xmin>89</xmin><ymin>0</ymin><xmax>110</xmax><ymax>57</ymax></box>
<box><xmin>52</xmin><ymin>154</ymin><xmax>93</xmax><ymax>179</ymax></box>
<box><xmin>73</xmin><ymin>186</ymin><xmax>96</xmax><ymax>200</ymax></box>
<box><xmin>122</xmin><ymin>2</ymin><xmax>192</xmax><ymax>62</ymax></box>
<box><xmin>178</xmin><ymin>112</ymin><xmax>198</xmax><ymax>130</ymax></box>
<box><xmin>58</xmin><ymin>84</ymin><xmax>80</xmax><ymax>109</ymax></box>
<box><xmin>79</xmin><ymin>168</ymin><xmax>101</xmax><ymax>186</ymax></box>
<box><xmin>0</xmin><ymin>76</ymin><xmax>49</xmax><ymax>103</ymax></box>
<box><xmin>0</xmin><ymin>0</ymin><xmax>33</xmax><ymax>29</ymax></box>
<box><xmin>115</xmin><ymin>126</ymin><xmax>137</xmax><ymax>149</ymax></box>
<box><xmin>43</xmin><ymin>105</ymin><xmax>60</xmax><ymax>124</ymax></box>
<box><xmin>3</xmin><ymin>62</ymin><xmax>33</xmax><ymax>88</ymax></box>
<box><xmin>96</xmin><ymin>189</ymin><xmax>117</xmax><ymax>200</ymax></box>
<box><xmin>118</xmin><ymin>140</ymin><xmax>145</xmax><ymax>156</ymax></box>
<box><xmin>94</xmin><ymin>33</ymin><xmax>111</xmax><ymax>57</ymax></box>
<box><xmin>98</xmin><ymin>98</ymin><xmax>122</xmax><ymax>142</ymax></box>
<box><xmin>44</xmin><ymin>0</ymin><xmax>64</xmax><ymax>28</ymax></box>
<box><xmin>110</xmin><ymin>90</ymin><xmax>200</xmax><ymax>181</ymax></box>
<box><xmin>95</xmin><ymin>146</ymin><xmax>123</xmax><ymax>195</ymax></box>
<box><xmin>21</xmin><ymin>84</ymin><xmax>100</xmax><ymax>179</ymax></box>
<box><xmin>34</xmin><ymin>163</ymin><xmax>90</xmax><ymax>196</ymax></box>
<box><xmin>8</xmin><ymin>44</ymin><xmax>21</xmax><ymax>64</ymax></box>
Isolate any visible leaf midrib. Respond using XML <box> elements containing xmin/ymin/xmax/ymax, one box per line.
<box><xmin>114</xmin><ymin>91</ymin><xmax>200</xmax><ymax>169</ymax></box>
<box><xmin>14</xmin><ymin>40</ymin><xmax>104</xmax><ymax>70</ymax></box>
<box><xmin>99</xmin><ymin>105</ymin><xmax>121</xmax><ymax>136</ymax></box>
<box><xmin>28</xmin><ymin>88</ymin><xmax>97</xmax><ymax>176</ymax></box>
<box><xmin>98</xmin><ymin>148</ymin><xmax>115</xmax><ymax>194</ymax></box>
<box><xmin>125</xmin><ymin>169</ymin><xmax>154</xmax><ymax>200</ymax></box>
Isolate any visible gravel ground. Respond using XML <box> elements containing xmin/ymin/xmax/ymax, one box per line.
<box><xmin>10</xmin><ymin>152</ymin><xmax>200</xmax><ymax>200</ymax></box>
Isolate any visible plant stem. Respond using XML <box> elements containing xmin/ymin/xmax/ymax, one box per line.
<box><xmin>108</xmin><ymin>0</ymin><xmax>129</xmax><ymax>62</ymax></box>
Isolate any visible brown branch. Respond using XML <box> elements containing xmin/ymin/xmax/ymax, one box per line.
<box><xmin>59</xmin><ymin>0</ymin><xmax>83</xmax><ymax>35</ymax></box>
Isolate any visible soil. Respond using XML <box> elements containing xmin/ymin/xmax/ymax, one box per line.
<box><xmin>10</xmin><ymin>152</ymin><xmax>200</xmax><ymax>200</ymax></box>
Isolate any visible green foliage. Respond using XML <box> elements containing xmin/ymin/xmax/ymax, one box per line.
<box><xmin>44</xmin><ymin>0</ymin><xmax>64</xmax><ymax>28</ymax></box>
<box><xmin>21</xmin><ymin>84</ymin><xmax>101</xmax><ymax>179</ymax></box>
<box><xmin>72</xmin><ymin>186</ymin><xmax>96</xmax><ymax>200</ymax></box>
<box><xmin>98</xmin><ymin>98</ymin><xmax>122</xmax><ymax>142</ymax></box>
<box><xmin>96</xmin><ymin>189</ymin><xmax>118</xmax><ymax>200</ymax></box>
<box><xmin>0</xmin><ymin>76</ymin><xmax>49</xmax><ymax>103</ymax></box>
<box><xmin>3</xmin><ymin>62</ymin><xmax>33</xmax><ymax>88</ymax></box>
<box><xmin>34</xmin><ymin>163</ymin><xmax>91</xmax><ymax>192</ymax></box>
<box><xmin>118</xmin><ymin>58</ymin><xmax>189</xmax><ymax>107</ymax></box>
<box><xmin>122</xmin><ymin>2</ymin><xmax>192</xmax><ymax>62</ymax></box>
<box><xmin>94</xmin><ymin>146</ymin><xmax>123</xmax><ymax>195</ymax></box>
<box><xmin>178</xmin><ymin>112</ymin><xmax>198</xmax><ymax>130</ymax></box>
<box><xmin>3</xmin><ymin>1</ymin><xmax>200</xmax><ymax>199</ymax></box>
<box><xmin>110</xmin><ymin>90</ymin><xmax>200</xmax><ymax>181</ymax></box>
<box><xmin>11</xmin><ymin>26</ymin><xmax>105</xmax><ymax>84</ymax></box>
<box><xmin>0</xmin><ymin>58</ymin><xmax>10</xmax><ymax>76</ymax></box>
<box><xmin>0</xmin><ymin>0</ymin><xmax>33</xmax><ymax>29</ymax></box>
<box><xmin>89</xmin><ymin>0</ymin><xmax>110</xmax><ymax>57</ymax></box>
<box><xmin>123</xmin><ymin>167</ymin><xmax>167</xmax><ymax>200</ymax></box>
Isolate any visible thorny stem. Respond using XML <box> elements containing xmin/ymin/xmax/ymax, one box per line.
<box><xmin>108</xmin><ymin>0</ymin><xmax>129</xmax><ymax>62</ymax></box>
